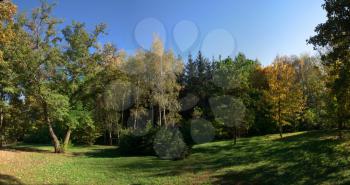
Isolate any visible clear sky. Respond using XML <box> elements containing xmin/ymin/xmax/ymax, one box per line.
<box><xmin>14</xmin><ymin>0</ymin><xmax>326</xmax><ymax>65</ymax></box>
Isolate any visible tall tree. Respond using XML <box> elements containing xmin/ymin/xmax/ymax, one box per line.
<box><xmin>292</xmin><ymin>55</ymin><xmax>326</xmax><ymax>129</ymax></box>
<box><xmin>308</xmin><ymin>0</ymin><xmax>350</xmax><ymax>138</ymax></box>
<box><xmin>146</xmin><ymin>37</ymin><xmax>183</xmax><ymax>126</ymax></box>
<box><xmin>266</xmin><ymin>57</ymin><xmax>304</xmax><ymax>138</ymax></box>
<box><xmin>210</xmin><ymin>54</ymin><xmax>256</xmax><ymax>141</ymax></box>
<box><xmin>181</xmin><ymin>51</ymin><xmax>213</xmax><ymax>119</ymax></box>
<box><xmin>22</xmin><ymin>1</ymin><xmax>67</xmax><ymax>153</ymax></box>
<box><xmin>0</xmin><ymin>0</ymin><xmax>18</xmax><ymax>146</ymax></box>
<box><xmin>60</xmin><ymin>21</ymin><xmax>106</xmax><ymax>149</ymax></box>
<box><xmin>209</xmin><ymin>96</ymin><xmax>246</xmax><ymax>145</ymax></box>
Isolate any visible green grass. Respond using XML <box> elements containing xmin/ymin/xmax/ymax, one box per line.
<box><xmin>1</xmin><ymin>130</ymin><xmax>350</xmax><ymax>185</ymax></box>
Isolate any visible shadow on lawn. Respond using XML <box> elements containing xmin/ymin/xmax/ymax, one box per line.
<box><xmin>211</xmin><ymin>131</ymin><xmax>350</xmax><ymax>184</ymax></box>
<box><xmin>0</xmin><ymin>174</ymin><xmax>24</xmax><ymax>185</ymax></box>
<box><xmin>120</xmin><ymin>130</ymin><xmax>350</xmax><ymax>185</ymax></box>
<box><xmin>1</xmin><ymin>145</ymin><xmax>51</xmax><ymax>153</ymax></box>
<box><xmin>71</xmin><ymin>147</ymin><xmax>120</xmax><ymax>158</ymax></box>
<box><xmin>2</xmin><ymin>144</ymin><xmax>120</xmax><ymax>157</ymax></box>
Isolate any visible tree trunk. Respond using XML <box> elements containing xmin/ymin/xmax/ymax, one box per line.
<box><xmin>48</xmin><ymin>122</ymin><xmax>62</xmax><ymax>153</ymax></box>
<box><xmin>338</xmin><ymin>119</ymin><xmax>343</xmax><ymax>139</ymax></box>
<box><xmin>159</xmin><ymin>106</ymin><xmax>162</xmax><ymax>126</ymax></box>
<box><xmin>63</xmin><ymin>128</ymin><xmax>72</xmax><ymax>151</ymax></box>
<box><xmin>278</xmin><ymin>98</ymin><xmax>283</xmax><ymax>138</ymax></box>
<box><xmin>121</xmin><ymin>93</ymin><xmax>125</xmax><ymax>124</ymax></box>
<box><xmin>134</xmin><ymin>111</ymin><xmax>137</xmax><ymax>129</ymax></box>
<box><xmin>0</xmin><ymin>108</ymin><xmax>3</xmax><ymax>147</ymax></box>
<box><xmin>44</xmin><ymin>103</ymin><xmax>62</xmax><ymax>153</ymax></box>
<box><xmin>104</xmin><ymin>131</ymin><xmax>107</xmax><ymax>145</ymax></box>
<box><xmin>117</xmin><ymin>130</ymin><xmax>120</xmax><ymax>145</ymax></box>
<box><xmin>233</xmin><ymin>127</ymin><xmax>237</xmax><ymax>145</ymax></box>
<box><xmin>279</xmin><ymin>125</ymin><xmax>283</xmax><ymax>138</ymax></box>
<box><xmin>0</xmin><ymin>108</ymin><xmax>3</xmax><ymax>129</ymax></box>
<box><xmin>108</xmin><ymin>130</ymin><xmax>113</xmax><ymax>146</ymax></box>
<box><xmin>163</xmin><ymin>107</ymin><xmax>167</xmax><ymax>126</ymax></box>
<box><xmin>151</xmin><ymin>105</ymin><xmax>154</xmax><ymax>125</ymax></box>
<box><xmin>134</xmin><ymin>80</ymin><xmax>139</xmax><ymax>129</ymax></box>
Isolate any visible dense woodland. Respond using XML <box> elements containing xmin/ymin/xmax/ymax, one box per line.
<box><xmin>0</xmin><ymin>0</ymin><xmax>349</xmax><ymax>159</ymax></box>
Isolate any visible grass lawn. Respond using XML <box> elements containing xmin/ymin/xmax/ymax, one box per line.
<box><xmin>1</xmin><ymin>130</ymin><xmax>350</xmax><ymax>185</ymax></box>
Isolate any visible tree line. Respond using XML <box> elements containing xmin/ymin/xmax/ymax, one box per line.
<box><xmin>0</xmin><ymin>0</ymin><xmax>349</xmax><ymax>154</ymax></box>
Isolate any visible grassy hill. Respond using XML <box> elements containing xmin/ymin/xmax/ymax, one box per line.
<box><xmin>1</xmin><ymin>130</ymin><xmax>350</xmax><ymax>185</ymax></box>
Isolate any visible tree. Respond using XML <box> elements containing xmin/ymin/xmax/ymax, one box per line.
<box><xmin>210</xmin><ymin>54</ymin><xmax>257</xmax><ymax>142</ymax></box>
<box><xmin>209</xmin><ymin>96</ymin><xmax>246</xmax><ymax>145</ymax></box>
<box><xmin>21</xmin><ymin>1</ymin><xmax>66</xmax><ymax>153</ymax></box>
<box><xmin>0</xmin><ymin>0</ymin><xmax>18</xmax><ymax>146</ymax></box>
<box><xmin>146</xmin><ymin>37</ymin><xmax>183</xmax><ymax>127</ymax></box>
<box><xmin>123</xmin><ymin>37</ymin><xmax>183</xmax><ymax>128</ymax></box>
<box><xmin>181</xmin><ymin>51</ymin><xmax>213</xmax><ymax>120</ymax></box>
<box><xmin>60</xmin><ymin>21</ymin><xmax>106</xmax><ymax>149</ymax></box>
<box><xmin>308</xmin><ymin>0</ymin><xmax>350</xmax><ymax>138</ymax></box>
<box><xmin>98</xmin><ymin>78</ymin><xmax>132</xmax><ymax>145</ymax></box>
<box><xmin>247</xmin><ymin>63</ymin><xmax>274</xmax><ymax>135</ymax></box>
<box><xmin>122</xmin><ymin>49</ymin><xmax>148</xmax><ymax>128</ymax></box>
<box><xmin>183</xmin><ymin>54</ymin><xmax>196</xmax><ymax>89</ymax></box>
<box><xmin>214</xmin><ymin>54</ymin><xmax>257</xmax><ymax>125</ymax></box>
<box><xmin>266</xmin><ymin>57</ymin><xmax>304</xmax><ymax>138</ymax></box>
<box><xmin>93</xmin><ymin>44</ymin><xmax>129</xmax><ymax>145</ymax></box>
<box><xmin>292</xmin><ymin>55</ymin><xmax>326</xmax><ymax>130</ymax></box>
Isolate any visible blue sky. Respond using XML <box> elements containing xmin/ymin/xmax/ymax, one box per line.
<box><xmin>14</xmin><ymin>0</ymin><xmax>326</xmax><ymax>65</ymax></box>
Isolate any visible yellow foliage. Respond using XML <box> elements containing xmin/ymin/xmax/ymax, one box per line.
<box><xmin>266</xmin><ymin>57</ymin><xmax>305</xmax><ymax>128</ymax></box>
<box><xmin>0</xmin><ymin>0</ymin><xmax>17</xmax><ymax>44</ymax></box>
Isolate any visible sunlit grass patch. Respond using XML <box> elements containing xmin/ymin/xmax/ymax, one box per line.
<box><xmin>1</xmin><ymin>130</ymin><xmax>350</xmax><ymax>184</ymax></box>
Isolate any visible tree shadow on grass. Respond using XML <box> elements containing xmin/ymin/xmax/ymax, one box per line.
<box><xmin>70</xmin><ymin>146</ymin><xmax>155</xmax><ymax>158</ymax></box>
<box><xmin>276</xmin><ymin>130</ymin><xmax>338</xmax><ymax>142</ymax></box>
<box><xmin>71</xmin><ymin>147</ymin><xmax>121</xmax><ymax>158</ymax></box>
<box><xmin>0</xmin><ymin>174</ymin><xmax>24</xmax><ymax>185</ymax></box>
<box><xmin>210</xmin><ymin>130</ymin><xmax>350</xmax><ymax>184</ymax></box>
<box><xmin>1</xmin><ymin>145</ymin><xmax>51</xmax><ymax>153</ymax></box>
<box><xmin>118</xmin><ymin>130</ymin><xmax>350</xmax><ymax>184</ymax></box>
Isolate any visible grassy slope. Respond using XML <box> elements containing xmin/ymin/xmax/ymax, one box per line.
<box><xmin>1</xmin><ymin>131</ymin><xmax>350</xmax><ymax>185</ymax></box>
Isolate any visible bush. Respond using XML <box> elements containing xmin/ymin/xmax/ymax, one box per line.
<box><xmin>118</xmin><ymin>126</ymin><xmax>157</xmax><ymax>156</ymax></box>
<box><xmin>153</xmin><ymin>126</ymin><xmax>189</xmax><ymax>160</ymax></box>
<box><xmin>0</xmin><ymin>131</ymin><xmax>18</xmax><ymax>147</ymax></box>
<box><xmin>119</xmin><ymin>124</ymin><xmax>190</xmax><ymax>160</ymax></box>
<box><xmin>179</xmin><ymin>119</ymin><xmax>216</xmax><ymax>145</ymax></box>
<box><xmin>72</xmin><ymin>125</ymin><xmax>102</xmax><ymax>145</ymax></box>
<box><xmin>23</xmin><ymin>125</ymin><xmax>52</xmax><ymax>144</ymax></box>
<box><xmin>178</xmin><ymin>120</ymin><xmax>195</xmax><ymax>146</ymax></box>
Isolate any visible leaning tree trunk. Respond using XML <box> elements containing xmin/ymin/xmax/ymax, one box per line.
<box><xmin>63</xmin><ymin>128</ymin><xmax>72</xmax><ymax>151</ymax></box>
<box><xmin>44</xmin><ymin>103</ymin><xmax>62</xmax><ymax>153</ymax></box>
<box><xmin>47</xmin><ymin>121</ymin><xmax>62</xmax><ymax>153</ymax></box>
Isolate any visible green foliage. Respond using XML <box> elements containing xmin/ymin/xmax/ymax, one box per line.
<box><xmin>153</xmin><ymin>127</ymin><xmax>189</xmax><ymax>160</ymax></box>
<box><xmin>308</xmin><ymin>0</ymin><xmax>350</xmax><ymax>135</ymax></box>
<box><xmin>43</xmin><ymin>90</ymin><xmax>70</xmax><ymax>122</ymax></box>
<box><xmin>178</xmin><ymin>120</ymin><xmax>195</xmax><ymax>145</ymax></box>
<box><xmin>71</xmin><ymin>124</ymin><xmax>101</xmax><ymax>145</ymax></box>
<box><xmin>118</xmin><ymin>126</ymin><xmax>157</xmax><ymax>156</ymax></box>
<box><xmin>23</xmin><ymin>126</ymin><xmax>52</xmax><ymax>144</ymax></box>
